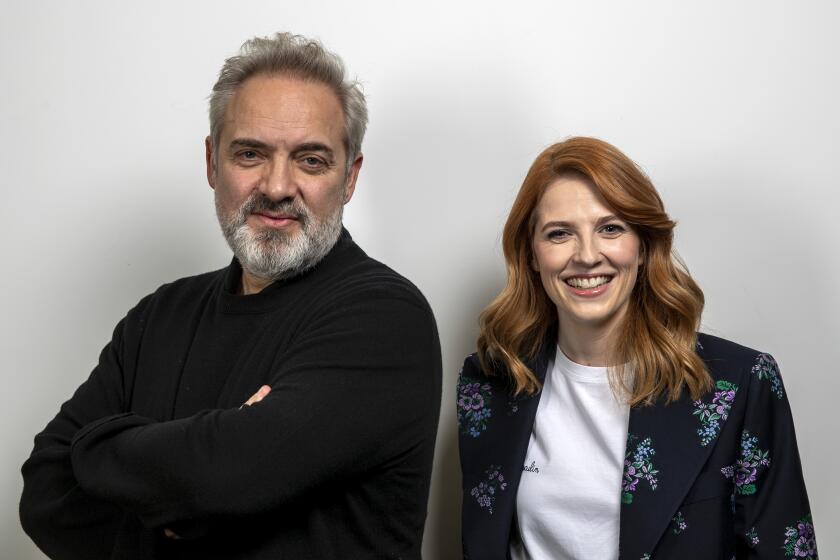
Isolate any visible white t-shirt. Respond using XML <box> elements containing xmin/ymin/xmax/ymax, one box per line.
<box><xmin>511</xmin><ymin>346</ymin><xmax>630</xmax><ymax>560</ymax></box>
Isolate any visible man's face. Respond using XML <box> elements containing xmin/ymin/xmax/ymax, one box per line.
<box><xmin>207</xmin><ymin>75</ymin><xmax>362</xmax><ymax>281</ymax></box>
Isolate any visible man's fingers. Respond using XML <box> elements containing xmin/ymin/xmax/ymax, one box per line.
<box><xmin>242</xmin><ymin>385</ymin><xmax>272</xmax><ymax>407</ymax></box>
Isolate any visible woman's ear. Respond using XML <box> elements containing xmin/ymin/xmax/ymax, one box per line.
<box><xmin>530</xmin><ymin>249</ymin><xmax>540</xmax><ymax>272</ymax></box>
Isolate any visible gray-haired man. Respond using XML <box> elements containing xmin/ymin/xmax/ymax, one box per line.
<box><xmin>21</xmin><ymin>33</ymin><xmax>441</xmax><ymax>560</ymax></box>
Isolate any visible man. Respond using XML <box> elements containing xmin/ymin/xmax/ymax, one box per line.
<box><xmin>20</xmin><ymin>33</ymin><xmax>441</xmax><ymax>560</ymax></box>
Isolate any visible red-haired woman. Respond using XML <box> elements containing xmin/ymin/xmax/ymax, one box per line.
<box><xmin>458</xmin><ymin>137</ymin><xmax>816</xmax><ymax>559</ymax></box>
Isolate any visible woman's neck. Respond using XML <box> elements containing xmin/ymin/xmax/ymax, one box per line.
<box><xmin>557</xmin><ymin>319</ymin><xmax>618</xmax><ymax>367</ymax></box>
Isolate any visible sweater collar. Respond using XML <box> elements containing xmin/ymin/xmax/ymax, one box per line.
<box><xmin>218</xmin><ymin>228</ymin><xmax>356</xmax><ymax>314</ymax></box>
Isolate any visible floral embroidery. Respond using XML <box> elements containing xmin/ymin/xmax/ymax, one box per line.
<box><xmin>783</xmin><ymin>514</ymin><xmax>817</xmax><ymax>558</ymax></box>
<box><xmin>752</xmin><ymin>353</ymin><xmax>784</xmax><ymax>399</ymax></box>
<box><xmin>721</xmin><ymin>430</ymin><xmax>770</xmax><ymax>495</ymax></box>
<box><xmin>470</xmin><ymin>465</ymin><xmax>507</xmax><ymax>514</ymax></box>
<box><xmin>457</xmin><ymin>374</ymin><xmax>492</xmax><ymax>438</ymax></box>
<box><xmin>693</xmin><ymin>380</ymin><xmax>738</xmax><ymax>446</ymax></box>
<box><xmin>622</xmin><ymin>435</ymin><xmax>659</xmax><ymax>504</ymax></box>
<box><xmin>671</xmin><ymin>511</ymin><xmax>687</xmax><ymax>534</ymax></box>
<box><xmin>506</xmin><ymin>399</ymin><xmax>520</xmax><ymax>415</ymax></box>
<box><xmin>745</xmin><ymin>526</ymin><xmax>759</xmax><ymax>547</ymax></box>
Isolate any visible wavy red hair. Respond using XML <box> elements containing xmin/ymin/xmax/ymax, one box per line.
<box><xmin>478</xmin><ymin>137</ymin><xmax>710</xmax><ymax>405</ymax></box>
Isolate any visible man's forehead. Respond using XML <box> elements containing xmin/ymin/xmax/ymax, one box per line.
<box><xmin>221</xmin><ymin>75</ymin><xmax>345</xmax><ymax>148</ymax></box>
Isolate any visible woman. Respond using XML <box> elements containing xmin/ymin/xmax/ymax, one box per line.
<box><xmin>458</xmin><ymin>137</ymin><xmax>816</xmax><ymax>559</ymax></box>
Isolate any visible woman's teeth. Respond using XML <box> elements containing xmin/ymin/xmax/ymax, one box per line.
<box><xmin>566</xmin><ymin>276</ymin><xmax>611</xmax><ymax>289</ymax></box>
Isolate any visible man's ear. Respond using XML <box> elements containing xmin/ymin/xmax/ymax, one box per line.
<box><xmin>205</xmin><ymin>136</ymin><xmax>216</xmax><ymax>189</ymax></box>
<box><xmin>342</xmin><ymin>153</ymin><xmax>364</xmax><ymax>204</ymax></box>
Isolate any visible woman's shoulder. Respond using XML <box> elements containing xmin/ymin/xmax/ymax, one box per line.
<box><xmin>696</xmin><ymin>333</ymin><xmax>783</xmax><ymax>395</ymax></box>
<box><xmin>459</xmin><ymin>352</ymin><xmax>491</xmax><ymax>380</ymax></box>
<box><xmin>696</xmin><ymin>332</ymin><xmax>773</xmax><ymax>369</ymax></box>
<box><xmin>458</xmin><ymin>352</ymin><xmax>516</xmax><ymax>392</ymax></box>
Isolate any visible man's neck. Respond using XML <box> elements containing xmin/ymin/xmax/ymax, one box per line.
<box><xmin>240</xmin><ymin>271</ymin><xmax>274</xmax><ymax>295</ymax></box>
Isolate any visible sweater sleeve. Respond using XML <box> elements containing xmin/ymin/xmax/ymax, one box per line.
<box><xmin>19</xmin><ymin>301</ymin><xmax>145</xmax><ymax>560</ymax></box>
<box><xmin>69</xmin><ymin>288</ymin><xmax>442</xmax><ymax>528</ymax></box>
<box><xmin>734</xmin><ymin>353</ymin><xmax>817</xmax><ymax>558</ymax></box>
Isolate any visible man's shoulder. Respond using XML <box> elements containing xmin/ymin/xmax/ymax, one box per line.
<box><xmin>127</xmin><ymin>266</ymin><xmax>227</xmax><ymax>318</ymax></box>
<box><xmin>152</xmin><ymin>266</ymin><xmax>226</xmax><ymax>300</ymax></box>
<box><xmin>335</xmin><ymin>247</ymin><xmax>433</xmax><ymax>315</ymax></box>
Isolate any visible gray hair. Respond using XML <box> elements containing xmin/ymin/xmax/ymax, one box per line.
<box><xmin>209</xmin><ymin>32</ymin><xmax>368</xmax><ymax>170</ymax></box>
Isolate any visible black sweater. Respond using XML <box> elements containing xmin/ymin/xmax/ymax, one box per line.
<box><xmin>20</xmin><ymin>230</ymin><xmax>442</xmax><ymax>559</ymax></box>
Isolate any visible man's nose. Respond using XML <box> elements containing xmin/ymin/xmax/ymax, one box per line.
<box><xmin>259</xmin><ymin>159</ymin><xmax>298</xmax><ymax>201</ymax></box>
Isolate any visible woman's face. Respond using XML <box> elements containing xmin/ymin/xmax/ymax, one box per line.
<box><xmin>531</xmin><ymin>176</ymin><xmax>642</xmax><ymax>334</ymax></box>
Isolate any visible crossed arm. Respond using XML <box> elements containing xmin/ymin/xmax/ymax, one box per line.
<box><xmin>21</xmin><ymin>290</ymin><xmax>441</xmax><ymax>556</ymax></box>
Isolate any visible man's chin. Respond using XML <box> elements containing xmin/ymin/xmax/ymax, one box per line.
<box><xmin>249</xmin><ymin>225</ymin><xmax>299</xmax><ymax>245</ymax></box>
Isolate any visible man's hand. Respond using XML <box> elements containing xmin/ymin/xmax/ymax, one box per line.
<box><xmin>163</xmin><ymin>384</ymin><xmax>273</xmax><ymax>540</ymax></box>
<box><xmin>241</xmin><ymin>385</ymin><xmax>271</xmax><ymax>408</ymax></box>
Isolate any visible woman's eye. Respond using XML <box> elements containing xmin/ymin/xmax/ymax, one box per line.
<box><xmin>601</xmin><ymin>224</ymin><xmax>626</xmax><ymax>235</ymax></box>
<box><xmin>547</xmin><ymin>230</ymin><xmax>569</xmax><ymax>241</ymax></box>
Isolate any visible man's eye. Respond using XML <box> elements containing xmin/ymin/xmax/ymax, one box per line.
<box><xmin>301</xmin><ymin>156</ymin><xmax>325</xmax><ymax>167</ymax></box>
<box><xmin>236</xmin><ymin>150</ymin><xmax>260</xmax><ymax>161</ymax></box>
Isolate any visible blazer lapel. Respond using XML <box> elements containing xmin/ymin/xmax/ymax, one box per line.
<box><xmin>464</xmin><ymin>341</ymin><xmax>555</xmax><ymax>558</ymax></box>
<box><xmin>619</xmin><ymin>377</ymin><xmax>739</xmax><ymax>559</ymax></box>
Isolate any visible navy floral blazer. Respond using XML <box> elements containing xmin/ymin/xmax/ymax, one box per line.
<box><xmin>458</xmin><ymin>333</ymin><xmax>817</xmax><ymax>559</ymax></box>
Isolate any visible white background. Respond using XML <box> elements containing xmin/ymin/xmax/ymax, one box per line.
<box><xmin>2</xmin><ymin>1</ymin><xmax>837</xmax><ymax>558</ymax></box>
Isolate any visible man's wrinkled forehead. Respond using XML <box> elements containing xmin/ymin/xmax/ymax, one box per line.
<box><xmin>218</xmin><ymin>75</ymin><xmax>345</xmax><ymax>150</ymax></box>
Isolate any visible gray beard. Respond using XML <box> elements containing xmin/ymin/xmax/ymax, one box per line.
<box><xmin>216</xmin><ymin>192</ymin><xmax>343</xmax><ymax>282</ymax></box>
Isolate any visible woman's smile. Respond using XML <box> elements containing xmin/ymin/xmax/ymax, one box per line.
<box><xmin>531</xmin><ymin>175</ymin><xmax>642</xmax><ymax>332</ymax></box>
<box><xmin>564</xmin><ymin>274</ymin><xmax>614</xmax><ymax>296</ymax></box>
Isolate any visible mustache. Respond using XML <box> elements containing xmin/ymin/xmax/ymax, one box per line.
<box><xmin>240</xmin><ymin>194</ymin><xmax>310</xmax><ymax>223</ymax></box>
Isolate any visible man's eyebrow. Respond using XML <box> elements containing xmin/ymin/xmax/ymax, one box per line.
<box><xmin>291</xmin><ymin>142</ymin><xmax>336</xmax><ymax>161</ymax></box>
<box><xmin>229</xmin><ymin>138</ymin><xmax>273</xmax><ymax>151</ymax></box>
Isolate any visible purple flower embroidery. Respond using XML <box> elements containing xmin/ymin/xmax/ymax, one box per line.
<box><xmin>783</xmin><ymin>514</ymin><xmax>817</xmax><ymax>558</ymax></box>
<box><xmin>671</xmin><ymin>511</ymin><xmax>687</xmax><ymax>534</ymax></box>
<box><xmin>470</xmin><ymin>465</ymin><xmax>508</xmax><ymax>514</ymax></box>
<box><xmin>752</xmin><ymin>353</ymin><xmax>784</xmax><ymax>399</ymax></box>
<box><xmin>721</xmin><ymin>430</ymin><xmax>771</xmax><ymax>496</ymax></box>
<box><xmin>745</xmin><ymin>526</ymin><xmax>759</xmax><ymax>547</ymax></box>
<box><xmin>622</xmin><ymin>435</ymin><xmax>659</xmax><ymax>504</ymax></box>
<box><xmin>457</xmin><ymin>373</ymin><xmax>493</xmax><ymax>438</ymax></box>
<box><xmin>693</xmin><ymin>380</ymin><xmax>738</xmax><ymax>446</ymax></box>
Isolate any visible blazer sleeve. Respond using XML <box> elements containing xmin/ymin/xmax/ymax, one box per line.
<box><xmin>734</xmin><ymin>353</ymin><xmax>817</xmax><ymax>558</ymax></box>
<box><xmin>19</xmin><ymin>297</ymin><xmax>149</xmax><ymax>560</ymax></box>
<box><xmin>68</xmin><ymin>290</ymin><xmax>442</xmax><ymax>528</ymax></box>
